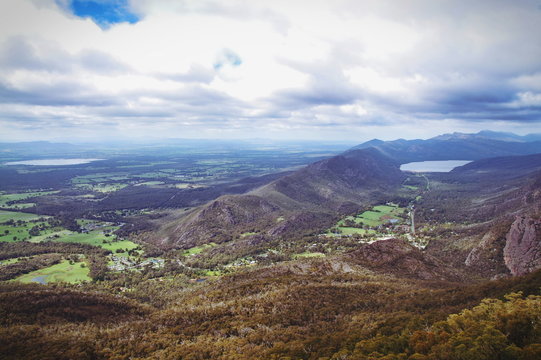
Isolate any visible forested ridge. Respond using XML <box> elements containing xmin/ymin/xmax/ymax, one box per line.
<box><xmin>1</xmin><ymin>263</ymin><xmax>541</xmax><ymax>359</ymax></box>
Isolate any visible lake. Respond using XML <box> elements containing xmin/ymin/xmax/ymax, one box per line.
<box><xmin>400</xmin><ymin>160</ymin><xmax>472</xmax><ymax>172</ymax></box>
<box><xmin>5</xmin><ymin>158</ymin><xmax>103</xmax><ymax>166</ymax></box>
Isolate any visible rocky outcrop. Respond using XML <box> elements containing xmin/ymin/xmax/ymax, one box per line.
<box><xmin>464</xmin><ymin>229</ymin><xmax>510</xmax><ymax>278</ymax></box>
<box><xmin>504</xmin><ymin>216</ymin><xmax>541</xmax><ymax>276</ymax></box>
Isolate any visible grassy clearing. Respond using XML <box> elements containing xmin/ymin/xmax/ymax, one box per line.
<box><xmin>43</xmin><ymin>230</ymin><xmax>108</xmax><ymax>246</ymax></box>
<box><xmin>240</xmin><ymin>232</ymin><xmax>257</xmax><ymax>238</ymax></box>
<box><xmin>26</xmin><ymin>229</ymin><xmax>70</xmax><ymax>243</ymax></box>
<box><xmin>0</xmin><ymin>257</ymin><xmax>20</xmax><ymax>265</ymax></box>
<box><xmin>135</xmin><ymin>181</ymin><xmax>164</xmax><ymax>186</ymax></box>
<box><xmin>201</xmin><ymin>269</ymin><xmax>222</xmax><ymax>276</ymax></box>
<box><xmin>8</xmin><ymin>203</ymin><xmax>36</xmax><ymax>209</ymax></box>
<box><xmin>0</xmin><ymin>210</ymin><xmax>41</xmax><ymax>223</ymax></box>
<box><xmin>293</xmin><ymin>252</ymin><xmax>325</xmax><ymax>259</ymax></box>
<box><xmin>0</xmin><ymin>191</ymin><xmax>57</xmax><ymax>210</ymax></box>
<box><xmin>182</xmin><ymin>243</ymin><xmax>216</xmax><ymax>256</ymax></box>
<box><xmin>357</xmin><ymin>211</ymin><xmax>384</xmax><ymax>227</ymax></box>
<box><xmin>52</xmin><ymin>229</ymin><xmax>137</xmax><ymax>252</ymax></box>
<box><xmin>71</xmin><ymin>173</ymin><xmax>129</xmax><ymax>184</ymax></box>
<box><xmin>75</xmin><ymin>183</ymin><xmax>128</xmax><ymax>193</ymax></box>
<box><xmin>172</xmin><ymin>183</ymin><xmax>207</xmax><ymax>189</ymax></box>
<box><xmin>0</xmin><ymin>221</ymin><xmax>55</xmax><ymax>243</ymax></box>
<box><xmin>330</xmin><ymin>203</ymin><xmax>407</xmax><ymax>236</ymax></box>
<box><xmin>334</xmin><ymin>227</ymin><xmax>375</xmax><ymax>236</ymax></box>
<box><xmin>102</xmin><ymin>240</ymin><xmax>139</xmax><ymax>253</ymax></box>
<box><xmin>14</xmin><ymin>259</ymin><xmax>91</xmax><ymax>284</ymax></box>
<box><xmin>133</xmin><ymin>172</ymin><xmax>171</xmax><ymax>178</ymax></box>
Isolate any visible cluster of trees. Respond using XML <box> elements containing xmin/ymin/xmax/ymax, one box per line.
<box><xmin>0</xmin><ymin>242</ymin><xmax>110</xmax><ymax>281</ymax></box>
<box><xmin>0</xmin><ymin>254</ymin><xmax>62</xmax><ymax>281</ymax></box>
<box><xmin>0</xmin><ymin>241</ymin><xmax>109</xmax><ymax>260</ymax></box>
<box><xmin>1</xmin><ymin>258</ymin><xmax>541</xmax><ymax>359</ymax></box>
<box><xmin>337</xmin><ymin>292</ymin><xmax>541</xmax><ymax>360</ymax></box>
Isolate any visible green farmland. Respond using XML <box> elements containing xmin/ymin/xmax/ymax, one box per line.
<box><xmin>14</xmin><ymin>259</ymin><xmax>91</xmax><ymax>284</ymax></box>
<box><xmin>0</xmin><ymin>191</ymin><xmax>58</xmax><ymax>209</ymax></box>
<box><xmin>0</xmin><ymin>210</ymin><xmax>42</xmax><ymax>223</ymax></box>
<box><xmin>328</xmin><ymin>203</ymin><xmax>407</xmax><ymax>237</ymax></box>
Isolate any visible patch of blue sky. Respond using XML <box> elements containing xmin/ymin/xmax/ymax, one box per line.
<box><xmin>60</xmin><ymin>0</ymin><xmax>140</xmax><ymax>29</ymax></box>
<box><xmin>213</xmin><ymin>49</ymin><xmax>242</xmax><ymax>70</ymax></box>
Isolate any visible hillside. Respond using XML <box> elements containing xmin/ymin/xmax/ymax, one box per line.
<box><xmin>152</xmin><ymin>148</ymin><xmax>405</xmax><ymax>248</ymax></box>
<box><xmin>355</xmin><ymin>131</ymin><xmax>541</xmax><ymax>163</ymax></box>
<box><xmin>416</xmin><ymin>159</ymin><xmax>541</xmax><ymax>279</ymax></box>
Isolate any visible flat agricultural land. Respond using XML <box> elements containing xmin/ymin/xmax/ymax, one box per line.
<box><xmin>13</xmin><ymin>259</ymin><xmax>91</xmax><ymax>284</ymax></box>
<box><xmin>0</xmin><ymin>210</ymin><xmax>42</xmax><ymax>223</ymax></box>
<box><xmin>0</xmin><ymin>220</ymin><xmax>55</xmax><ymax>242</ymax></box>
<box><xmin>53</xmin><ymin>230</ymin><xmax>138</xmax><ymax>253</ymax></box>
<box><xmin>336</xmin><ymin>227</ymin><xmax>376</xmax><ymax>236</ymax></box>
<box><xmin>330</xmin><ymin>203</ymin><xmax>407</xmax><ymax>236</ymax></box>
<box><xmin>182</xmin><ymin>243</ymin><xmax>216</xmax><ymax>256</ymax></box>
<box><xmin>0</xmin><ymin>191</ymin><xmax>58</xmax><ymax>209</ymax></box>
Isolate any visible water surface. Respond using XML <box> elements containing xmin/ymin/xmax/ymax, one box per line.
<box><xmin>400</xmin><ymin>160</ymin><xmax>472</xmax><ymax>172</ymax></box>
<box><xmin>31</xmin><ymin>275</ymin><xmax>48</xmax><ymax>284</ymax></box>
<box><xmin>5</xmin><ymin>158</ymin><xmax>103</xmax><ymax>166</ymax></box>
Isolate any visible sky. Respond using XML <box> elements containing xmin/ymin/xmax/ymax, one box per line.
<box><xmin>0</xmin><ymin>0</ymin><xmax>540</xmax><ymax>142</ymax></box>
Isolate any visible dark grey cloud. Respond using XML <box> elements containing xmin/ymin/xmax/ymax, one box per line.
<box><xmin>0</xmin><ymin>79</ymin><xmax>120</xmax><ymax>107</ymax></box>
<box><xmin>0</xmin><ymin>36</ymin><xmax>132</xmax><ymax>75</ymax></box>
<box><xmin>78</xmin><ymin>49</ymin><xmax>132</xmax><ymax>74</ymax></box>
<box><xmin>269</xmin><ymin>60</ymin><xmax>361</xmax><ymax>110</ymax></box>
<box><xmin>0</xmin><ymin>36</ymin><xmax>69</xmax><ymax>72</ymax></box>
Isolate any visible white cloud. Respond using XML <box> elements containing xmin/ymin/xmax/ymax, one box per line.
<box><xmin>0</xmin><ymin>0</ymin><xmax>541</xmax><ymax>142</ymax></box>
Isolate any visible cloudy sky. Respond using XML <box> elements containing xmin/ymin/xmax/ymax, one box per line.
<box><xmin>0</xmin><ymin>0</ymin><xmax>540</xmax><ymax>142</ymax></box>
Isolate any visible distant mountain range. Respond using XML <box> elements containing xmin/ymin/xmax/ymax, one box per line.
<box><xmin>152</xmin><ymin>130</ymin><xmax>541</xmax><ymax>281</ymax></box>
<box><xmin>355</xmin><ymin>130</ymin><xmax>541</xmax><ymax>163</ymax></box>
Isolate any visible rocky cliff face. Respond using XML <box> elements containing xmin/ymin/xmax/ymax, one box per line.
<box><xmin>464</xmin><ymin>227</ymin><xmax>511</xmax><ymax>279</ymax></box>
<box><xmin>504</xmin><ymin>216</ymin><xmax>541</xmax><ymax>276</ymax></box>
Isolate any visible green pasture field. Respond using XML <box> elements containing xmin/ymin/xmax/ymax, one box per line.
<box><xmin>0</xmin><ymin>191</ymin><xmax>58</xmax><ymax>209</ymax></box>
<box><xmin>71</xmin><ymin>173</ymin><xmax>129</xmax><ymax>184</ymax></box>
<box><xmin>240</xmin><ymin>232</ymin><xmax>257</xmax><ymax>238</ymax></box>
<box><xmin>0</xmin><ymin>257</ymin><xmax>21</xmax><ymax>265</ymax></box>
<box><xmin>172</xmin><ymin>183</ymin><xmax>207</xmax><ymax>189</ymax></box>
<box><xmin>27</xmin><ymin>229</ymin><xmax>70</xmax><ymax>243</ymax></box>
<box><xmin>135</xmin><ymin>181</ymin><xmax>164</xmax><ymax>186</ymax></box>
<box><xmin>331</xmin><ymin>203</ymin><xmax>407</xmax><ymax>235</ymax></box>
<box><xmin>1</xmin><ymin>223</ymin><xmax>60</xmax><ymax>243</ymax></box>
<box><xmin>182</xmin><ymin>243</ymin><xmax>216</xmax><ymax>256</ymax></box>
<box><xmin>0</xmin><ymin>210</ymin><xmax>42</xmax><ymax>223</ymax></box>
<box><xmin>75</xmin><ymin>183</ymin><xmax>128</xmax><ymax>193</ymax></box>
<box><xmin>201</xmin><ymin>269</ymin><xmax>222</xmax><ymax>276</ymax></box>
<box><xmin>334</xmin><ymin>227</ymin><xmax>375</xmax><ymax>236</ymax></box>
<box><xmin>133</xmin><ymin>172</ymin><xmax>171</xmax><ymax>178</ymax></box>
<box><xmin>52</xmin><ymin>229</ymin><xmax>137</xmax><ymax>251</ymax></box>
<box><xmin>197</xmin><ymin>160</ymin><xmax>236</xmax><ymax>165</ymax></box>
<box><xmin>14</xmin><ymin>259</ymin><xmax>91</xmax><ymax>284</ymax></box>
<box><xmin>102</xmin><ymin>240</ymin><xmax>139</xmax><ymax>253</ymax></box>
